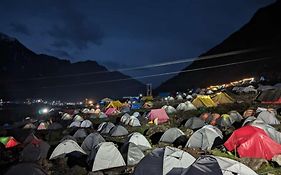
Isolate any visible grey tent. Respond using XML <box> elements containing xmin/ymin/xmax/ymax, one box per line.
<box><xmin>81</xmin><ymin>132</ymin><xmax>105</xmax><ymax>154</ymax></box>
<box><xmin>133</xmin><ymin>112</ymin><xmax>141</xmax><ymax>118</ymax></box>
<box><xmin>160</xmin><ymin>128</ymin><xmax>185</xmax><ymax>144</ymax></box>
<box><xmin>242</xmin><ymin>116</ymin><xmax>257</xmax><ymax>126</ymax></box>
<box><xmin>110</xmin><ymin>125</ymin><xmax>129</xmax><ymax>137</ymax></box>
<box><xmin>73</xmin><ymin>129</ymin><xmax>87</xmax><ymax>139</ymax></box>
<box><xmin>257</xmin><ymin>111</ymin><xmax>280</xmax><ymax>125</ymax></box>
<box><xmin>21</xmin><ymin>143</ymin><xmax>42</xmax><ymax>162</ymax></box>
<box><xmin>5</xmin><ymin>163</ymin><xmax>48</xmax><ymax>175</ymax></box>
<box><xmin>121</xmin><ymin>106</ymin><xmax>130</xmax><ymax>113</ymax></box>
<box><xmin>228</xmin><ymin>110</ymin><xmax>243</xmax><ymax>122</ymax></box>
<box><xmin>216</xmin><ymin>114</ymin><xmax>233</xmax><ymax>128</ymax></box>
<box><xmin>186</xmin><ymin>125</ymin><xmax>223</xmax><ymax>150</ymax></box>
<box><xmin>181</xmin><ymin>156</ymin><xmax>222</xmax><ymax>175</ymax></box>
<box><xmin>250</xmin><ymin>119</ymin><xmax>281</xmax><ymax>144</ymax></box>
<box><xmin>128</xmin><ymin>116</ymin><xmax>141</xmax><ymax>127</ymax></box>
<box><xmin>88</xmin><ymin>142</ymin><xmax>126</xmax><ymax>172</ymax></box>
<box><xmin>120</xmin><ymin>132</ymin><xmax>151</xmax><ymax>166</ymax></box>
<box><xmin>99</xmin><ymin>122</ymin><xmax>115</xmax><ymax>134</ymax></box>
<box><xmin>184</xmin><ymin>117</ymin><xmax>205</xmax><ymax>130</ymax></box>
<box><xmin>133</xmin><ymin>146</ymin><xmax>195</xmax><ymax>175</ymax></box>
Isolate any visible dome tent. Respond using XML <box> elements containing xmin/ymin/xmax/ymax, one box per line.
<box><xmin>184</xmin><ymin>117</ymin><xmax>205</xmax><ymax>130</ymax></box>
<box><xmin>81</xmin><ymin>132</ymin><xmax>105</xmax><ymax>155</ymax></box>
<box><xmin>257</xmin><ymin>110</ymin><xmax>280</xmax><ymax>125</ymax></box>
<box><xmin>120</xmin><ymin>133</ymin><xmax>151</xmax><ymax>166</ymax></box>
<box><xmin>98</xmin><ymin>122</ymin><xmax>115</xmax><ymax>134</ymax></box>
<box><xmin>121</xmin><ymin>113</ymin><xmax>130</xmax><ymax>123</ymax></box>
<box><xmin>69</xmin><ymin>121</ymin><xmax>81</xmax><ymax>128</ymax></box>
<box><xmin>133</xmin><ymin>146</ymin><xmax>195</xmax><ymax>175</ymax></box>
<box><xmin>147</xmin><ymin>109</ymin><xmax>169</xmax><ymax>124</ymax></box>
<box><xmin>162</xmin><ymin>105</ymin><xmax>177</xmax><ymax>114</ymax></box>
<box><xmin>87</xmin><ymin>142</ymin><xmax>125</xmax><ymax>172</ymax></box>
<box><xmin>160</xmin><ymin>128</ymin><xmax>185</xmax><ymax>144</ymax></box>
<box><xmin>49</xmin><ymin>139</ymin><xmax>86</xmax><ymax>160</ymax></box>
<box><xmin>129</xmin><ymin>116</ymin><xmax>141</xmax><ymax>127</ymax></box>
<box><xmin>81</xmin><ymin>120</ymin><xmax>93</xmax><ymax>128</ymax></box>
<box><xmin>186</xmin><ymin>125</ymin><xmax>223</xmax><ymax>150</ymax></box>
<box><xmin>110</xmin><ymin>125</ymin><xmax>129</xmax><ymax>137</ymax></box>
<box><xmin>73</xmin><ymin>129</ymin><xmax>87</xmax><ymax>139</ymax></box>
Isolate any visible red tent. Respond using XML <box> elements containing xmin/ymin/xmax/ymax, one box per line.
<box><xmin>6</xmin><ymin>137</ymin><xmax>19</xmax><ymax>148</ymax></box>
<box><xmin>224</xmin><ymin>125</ymin><xmax>281</xmax><ymax>160</ymax></box>
<box><xmin>105</xmin><ymin>108</ymin><xmax>117</xmax><ymax>115</ymax></box>
<box><xmin>147</xmin><ymin>109</ymin><xmax>169</xmax><ymax>124</ymax></box>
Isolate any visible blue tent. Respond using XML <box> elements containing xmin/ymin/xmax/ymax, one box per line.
<box><xmin>131</xmin><ymin>103</ymin><xmax>141</xmax><ymax>110</ymax></box>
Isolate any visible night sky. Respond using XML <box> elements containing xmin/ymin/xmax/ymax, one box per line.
<box><xmin>0</xmin><ymin>0</ymin><xmax>276</xmax><ymax>86</ymax></box>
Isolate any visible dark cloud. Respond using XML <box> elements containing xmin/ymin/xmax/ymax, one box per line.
<box><xmin>9</xmin><ymin>22</ymin><xmax>31</xmax><ymax>36</ymax></box>
<box><xmin>47</xmin><ymin>1</ymin><xmax>104</xmax><ymax>50</ymax></box>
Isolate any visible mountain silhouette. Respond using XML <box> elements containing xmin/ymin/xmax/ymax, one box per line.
<box><xmin>157</xmin><ymin>1</ymin><xmax>281</xmax><ymax>92</ymax></box>
<box><xmin>0</xmin><ymin>33</ymin><xmax>145</xmax><ymax>101</ymax></box>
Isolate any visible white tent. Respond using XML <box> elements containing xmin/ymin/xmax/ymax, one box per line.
<box><xmin>176</xmin><ymin>94</ymin><xmax>183</xmax><ymax>100</ymax></box>
<box><xmin>81</xmin><ymin>132</ymin><xmax>105</xmax><ymax>154</ymax></box>
<box><xmin>89</xmin><ymin>142</ymin><xmax>125</xmax><ymax>172</ymax></box>
<box><xmin>134</xmin><ymin>146</ymin><xmax>195</xmax><ymax>175</ymax></box>
<box><xmin>184</xmin><ymin>101</ymin><xmax>197</xmax><ymax>110</ymax></box>
<box><xmin>127</xmin><ymin>132</ymin><xmax>151</xmax><ymax>151</ymax></box>
<box><xmin>61</xmin><ymin>113</ymin><xmax>72</xmax><ymax>120</ymax></box>
<box><xmin>162</xmin><ymin>105</ymin><xmax>177</xmax><ymax>114</ymax></box>
<box><xmin>81</xmin><ymin>120</ymin><xmax>93</xmax><ymax>128</ymax></box>
<box><xmin>133</xmin><ymin>112</ymin><xmax>141</xmax><ymax>118</ymax></box>
<box><xmin>69</xmin><ymin>121</ymin><xmax>81</xmax><ymax>128</ymax></box>
<box><xmin>121</xmin><ymin>113</ymin><xmax>130</xmax><ymax>123</ymax></box>
<box><xmin>160</xmin><ymin>128</ymin><xmax>185</xmax><ymax>144</ymax></box>
<box><xmin>176</xmin><ymin>103</ymin><xmax>189</xmax><ymax>111</ymax></box>
<box><xmin>110</xmin><ymin>125</ymin><xmax>129</xmax><ymax>137</ymax></box>
<box><xmin>129</xmin><ymin>116</ymin><xmax>141</xmax><ymax>127</ymax></box>
<box><xmin>99</xmin><ymin>122</ymin><xmax>115</xmax><ymax>134</ymax></box>
<box><xmin>214</xmin><ymin>156</ymin><xmax>257</xmax><ymax>175</ymax></box>
<box><xmin>49</xmin><ymin>140</ymin><xmax>86</xmax><ymax>160</ymax></box>
<box><xmin>73</xmin><ymin>115</ymin><xmax>84</xmax><ymax>122</ymax></box>
<box><xmin>168</xmin><ymin>96</ymin><xmax>175</xmax><ymax>101</ymax></box>
<box><xmin>186</xmin><ymin>125</ymin><xmax>223</xmax><ymax>150</ymax></box>
<box><xmin>121</xmin><ymin>133</ymin><xmax>151</xmax><ymax>166</ymax></box>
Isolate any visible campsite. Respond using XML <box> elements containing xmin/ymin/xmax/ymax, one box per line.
<box><xmin>1</xmin><ymin>78</ymin><xmax>281</xmax><ymax>175</ymax></box>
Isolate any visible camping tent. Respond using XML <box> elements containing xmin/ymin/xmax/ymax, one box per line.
<box><xmin>162</xmin><ymin>105</ymin><xmax>177</xmax><ymax>114</ymax></box>
<box><xmin>105</xmin><ymin>108</ymin><xmax>119</xmax><ymax>115</ymax></box>
<box><xmin>81</xmin><ymin>132</ymin><xmax>105</xmax><ymax>154</ymax></box>
<box><xmin>0</xmin><ymin>136</ymin><xmax>19</xmax><ymax>148</ymax></box>
<box><xmin>128</xmin><ymin>116</ymin><xmax>141</xmax><ymax>127</ymax></box>
<box><xmin>110</xmin><ymin>125</ymin><xmax>129</xmax><ymax>137</ymax></box>
<box><xmin>184</xmin><ymin>117</ymin><xmax>205</xmax><ymax>130</ymax></box>
<box><xmin>133</xmin><ymin>146</ymin><xmax>195</xmax><ymax>175</ymax></box>
<box><xmin>192</xmin><ymin>95</ymin><xmax>217</xmax><ymax>108</ymax></box>
<box><xmin>81</xmin><ymin>120</ymin><xmax>93</xmax><ymax>128</ymax></box>
<box><xmin>181</xmin><ymin>155</ymin><xmax>257</xmax><ymax>175</ymax></box>
<box><xmin>37</xmin><ymin>122</ymin><xmax>47</xmax><ymax>130</ymax></box>
<box><xmin>211</xmin><ymin>92</ymin><xmax>234</xmax><ymax>105</ymax></box>
<box><xmin>256</xmin><ymin>88</ymin><xmax>281</xmax><ymax>104</ymax></box>
<box><xmin>49</xmin><ymin>139</ymin><xmax>86</xmax><ymax>160</ymax></box>
<box><xmin>186</xmin><ymin>125</ymin><xmax>223</xmax><ymax>150</ymax></box>
<box><xmin>69</xmin><ymin>121</ymin><xmax>81</xmax><ymax>128</ymax></box>
<box><xmin>106</xmin><ymin>100</ymin><xmax>123</xmax><ymax>109</ymax></box>
<box><xmin>257</xmin><ymin>111</ymin><xmax>280</xmax><ymax>125</ymax></box>
<box><xmin>73</xmin><ymin>115</ymin><xmax>84</xmax><ymax>122</ymax></box>
<box><xmin>121</xmin><ymin>113</ymin><xmax>130</xmax><ymax>123</ymax></box>
<box><xmin>88</xmin><ymin>142</ymin><xmax>125</xmax><ymax>172</ymax></box>
<box><xmin>224</xmin><ymin>125</ymin><xmax>281</xmax><ymax>160</ymax></box>
<box><xmin>160</xmin><ymin>128</ymin><xmax>185</xmax><ymax>144</ymax></box>
<box><xmin>120</xmin><ymin>132</ymin><xmax>151</xmax><ymax>166</ymax></box>
<box><xmin>176</xmin><ymin>103</ymin><xmax>190</xmax><ymax>111</ymax></box>
<box><xmin>131</xmin><ymin>103</ymin><xmax>142</xmax><ymax>110</ymax></box>
<box><xmin>147</xmin><ymin>109</ymin><xmax>169</xmax><ymax>124</ymax></box>
<box><xmin>184</xmin><ymin>101</ymin><xmax>197</xmax><ymax>110</ymax></box>
<box><xmin>99</xmin><ymin>122</ymin><xmax>115</xmax><ymax>134</ymax></box>
<box><xmin>73</xmin><ymin>129</ymin><xmax>87</xmax><ymax>139</ymax></box>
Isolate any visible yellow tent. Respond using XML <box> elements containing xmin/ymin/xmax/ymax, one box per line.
<box><xmin>141</xmin><ymin>96</ymin><xmax>153</xmax><ymax>101</ymax></box>
<box><xmin>211</xmin><ymin>92</ymin><xmax>234</xmax><ymax>105</ymax></box>
<box><xmin>192</xmin><ymin>95</ymin><xmax>217</xmax><ymax>108</ymax></box>
<box><xmin>106</xmin><ymin>100</ymin><xmax>123</xmax><ymax>109</ymax></box>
